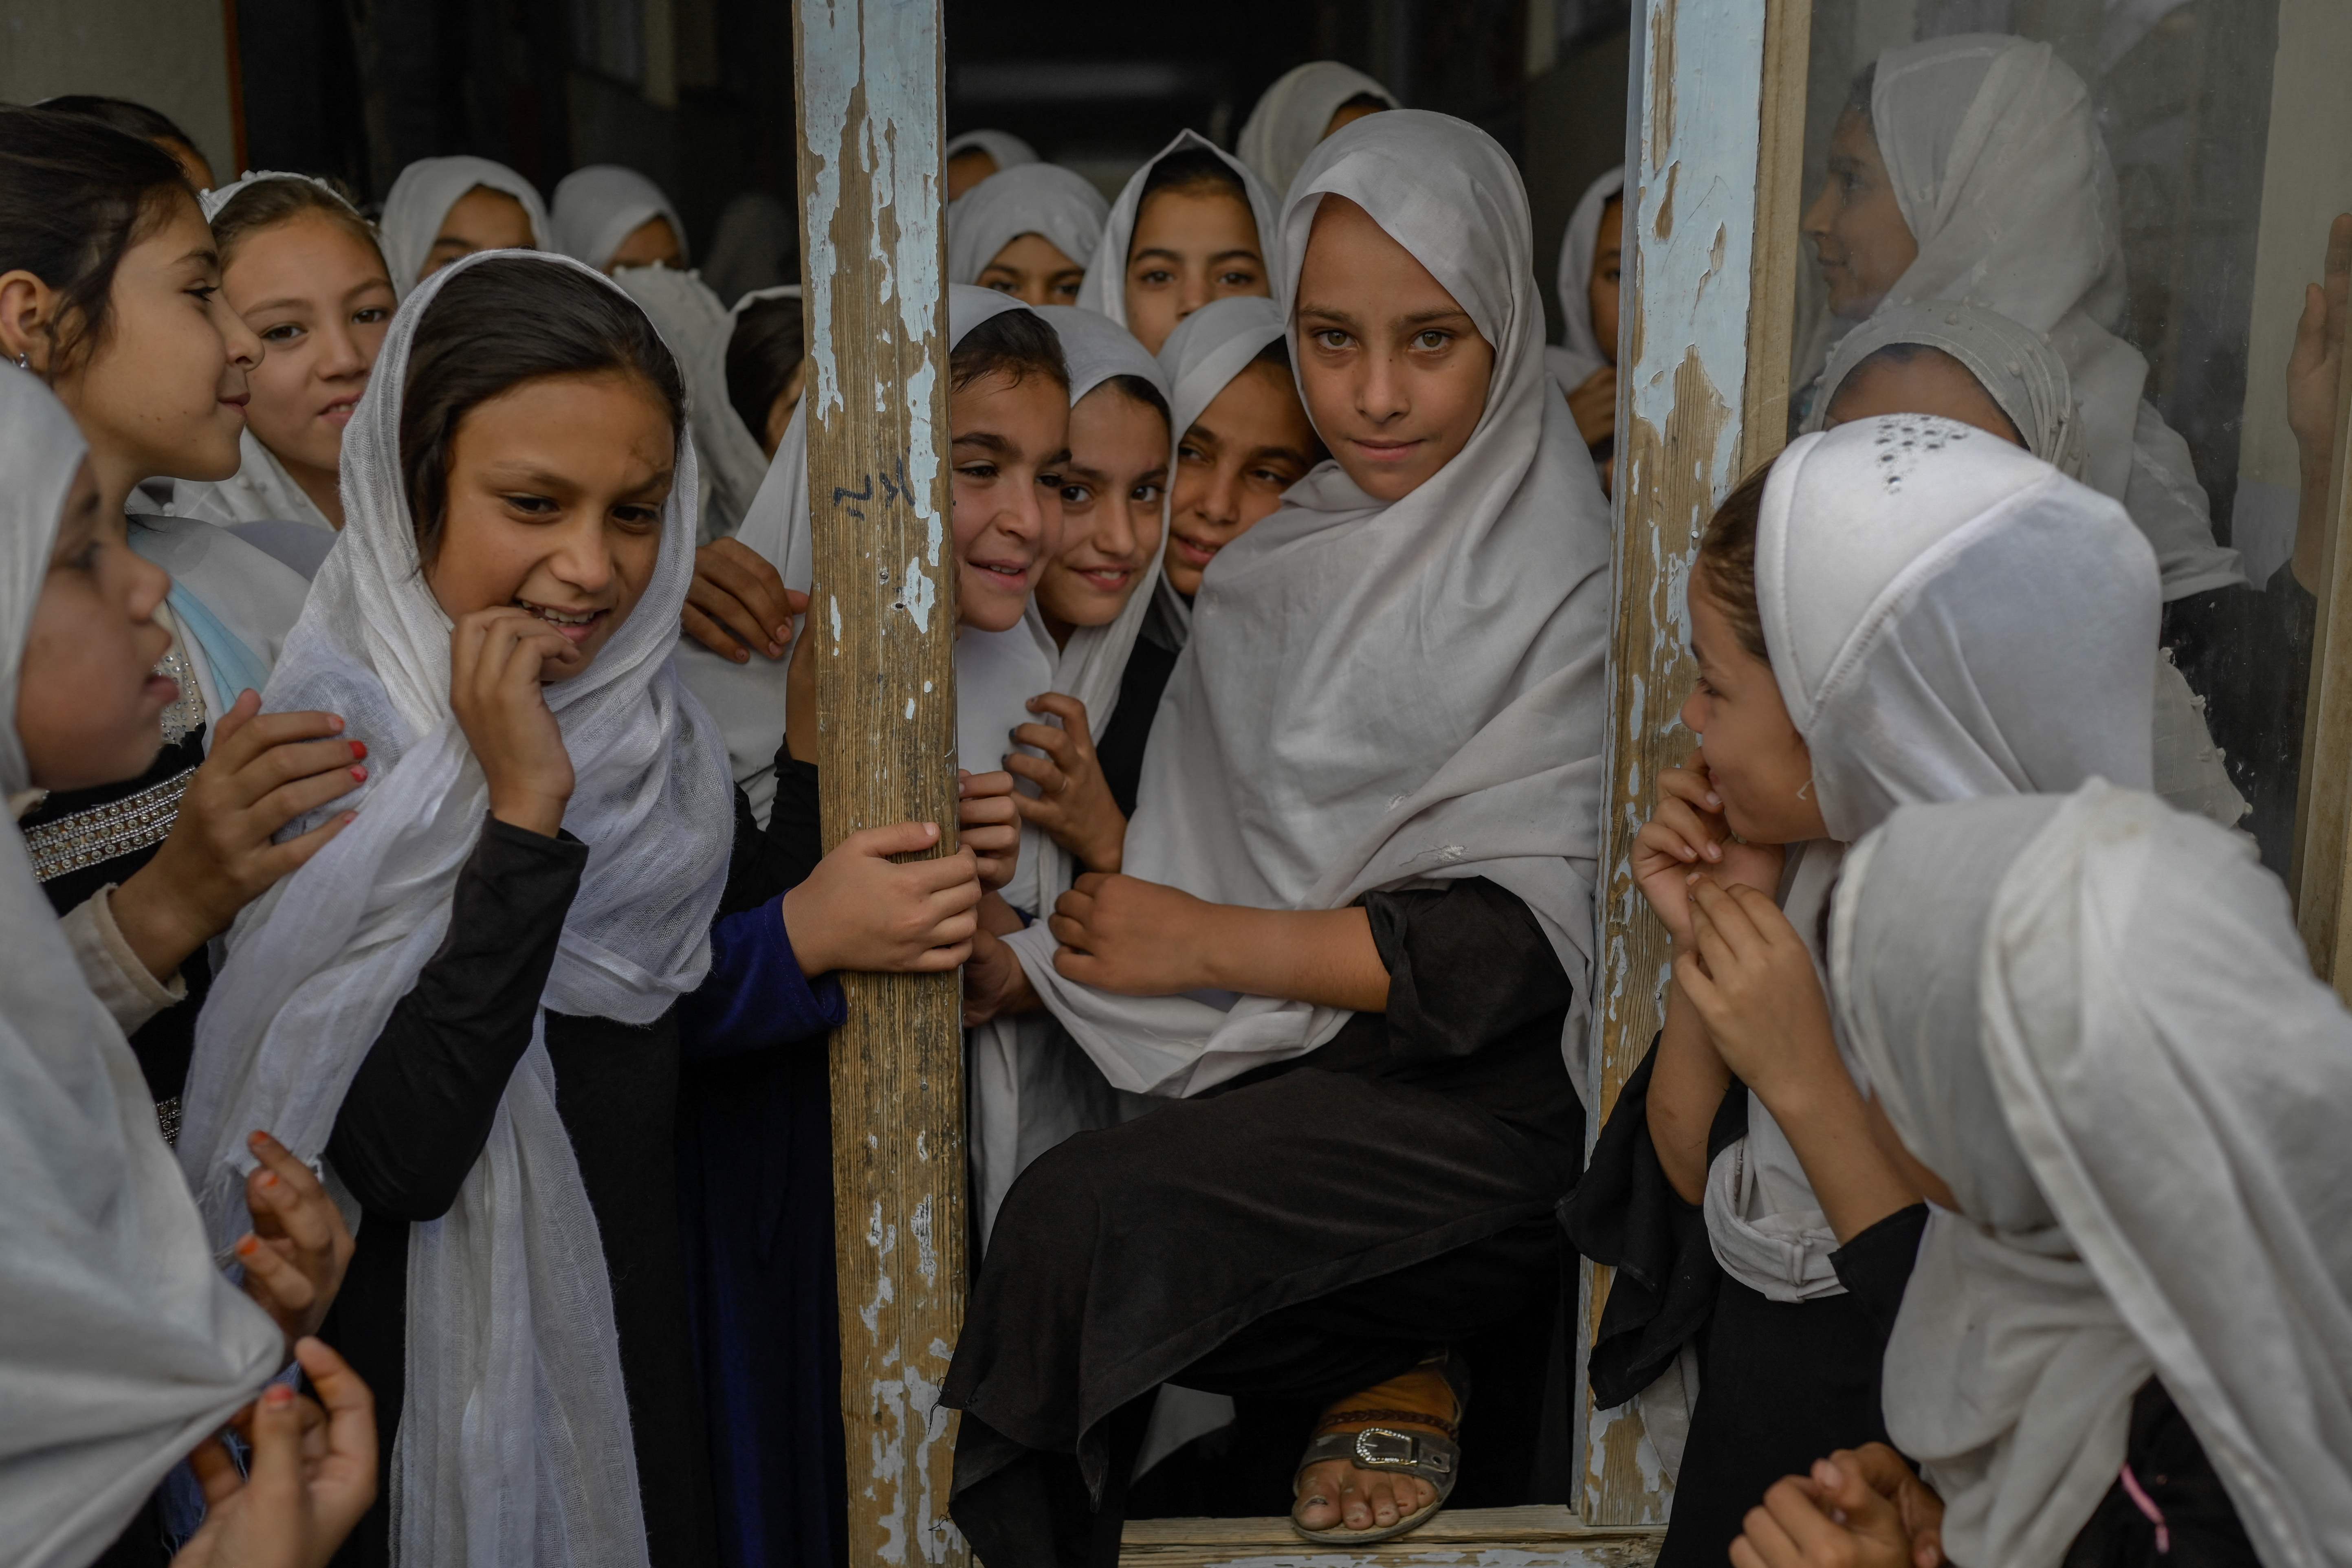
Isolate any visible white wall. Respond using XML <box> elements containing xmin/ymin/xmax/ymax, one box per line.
<box><xmin>0</xmin><ymin>0</ymin><xmax>238</xmax><ymax>179</ymax></box>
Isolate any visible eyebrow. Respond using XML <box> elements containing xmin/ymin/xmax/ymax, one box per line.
<box><xmin>953</xmin><ymin>431</ymin><xmax>1014</xmax><ymax>455</ymax></box>
<box><xmin>1245</xmin><ymin>442</ymin><xmax>1316</xmax><ymax>469</ymax></box>
<box><xmin>1131</xmin><ymin>246</ymin><xmax>1263</xmax><ymax>267</ymax></box>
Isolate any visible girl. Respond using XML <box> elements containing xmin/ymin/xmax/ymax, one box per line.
<box><xmin>376</xmin><ymin>156</ymin><xmax>548</xmax><ymax>295</ymax></box>
<box><xmin>0</xmin><ymin>109</ymin><xmax>365</xmax><ymax>1124</ymax></box>
<box><xmin>171</xmin><ymin>173</ymin><xmax>395</xmax><ymax>542</ymax></box>
<box><xmin>1801</xmin><ymin>35</ymin><xmax>2242</xmax><ymax>601</ymax></box>
<box><xmin>946</xmin><ymin>129</ymin><xmax>1040</xmax><ymax>202</ymax></box>
<box><xmin>1735</xmin><ymin>781</ymin><xmax>2351</xmax><ymax>1568</ymax></box>
<box><xmin>1803</xmin><ymin>300</ymin><xmax>2246</xmax><ymax>829</ymax></box>
<box><xmin>0</xmin><ymin>364</ymin><xmax>368</xmax><ymax>1568</ymax></box>
<box><xmin>1078</xmin><ymin>131</ymin><xmax>1280</xmax><ymax>355</ymax></box>
<box><xmin>725</xmin><ymin>286</ymin><xmax>805</xmax><ymax>460</ymax></box>
<box><xmin>37</xmin><ymin>93</ymin><xmax>215</xmax><ymax>190</ymax></box>
<box><xmin>946</xmin><ymin>110</ymin><xmax>1614</xmax><ymax>1558</ymax></box>
<box><xmin>949</xmin><ymin>163</ymin><xmax>1109</xmax><ymax>308</ymax></box>
<box><xmin>1145</xmin><ymin>294</ymin><xmax>1326</xmax><ymax>652</ymax></box>
<box><xmin>553</xmin><ymin>165</ymin><xmax>688</xmax><ymax>274</ymax></box>
<box><xmin>1546</xmin><ymin>166</ymin><xmax>1623</xmax><ymax>489</ymax></box>
<box><xmin>1570</xmin><ymin>414</ymin><xmax>2161</xmax><ymax>1568</ymax></box>
<box><xmin>1234</xmin><ymin>61</ymin><xmax>1396</xmax><ymax>203</ymax></box>
<box><xmin>610</xmin><ymin>263</ymin><xmax>772</xmax><ymax>539</ymax></box>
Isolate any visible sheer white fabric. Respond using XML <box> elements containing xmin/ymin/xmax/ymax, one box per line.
<box><xmin>1007</xmin><ymin>109</ymin><xmax>1615</xmax><ymax>1096</ymax></box>
<box><xmin>1076</xmin><ymin>132</ymin><xmax>1283</xmax><ymax>335</ymax></box>
<box><xmin>946</xmin><ymin>130</ymin><xmax>1040</xmax><ymax>174</ymax></box>
<box><xmin>1834</xmin><ymin>781</ymin><xmax>2352</xmax><ymax>1568</ymax></box>
<box><xmin>552</xmin><ymin>165</ymin><xmax>687</xmax><ymax>272</ymax></box>
<box><xmin>0</xmin><ymin>366</ymin><xmax>283</xmax><ymax>1568</ymax></box>
<box><xmin>610</xmin><ymin>263</ymin><xmax>772</xmax><ymax>541</ymax></box>
<box><xmin>1544</xmin><ymin>165</ymin><xmax>1624</xmax><ymax>395</ymax></box>
<box><xmin>947</xmin><ymin>164</ymin><xmax>1110</xmax><ymax>290</ymax></box>
<box><xmin>176</xmin><ymin>251</ymin><xmax>733</xmax><ymax>1568</ymax></box>
<box><xmin>1233</xmin><ymin>61</ymin><xmax>1398</xmax><ymax>205</ymax></box>
<box><xmin>1703</xmin><ymin>415</ymin><xmax>2158</xmax><ymax>1302</ymax></box>
<box><xmin>378</xmin><ymin>157</ymin><xmax>550</xmax><ymax>296</ymax></box>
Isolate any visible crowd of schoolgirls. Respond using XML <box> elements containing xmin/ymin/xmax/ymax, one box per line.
<box><xmin>2</xmin><ymin>37</ymin><xmax>2346</xmax><ymax>1568</ymax></box>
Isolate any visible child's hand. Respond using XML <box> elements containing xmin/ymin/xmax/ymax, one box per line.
<box><xmin>1674</xmin><ymin>879</ymin><xmax>1838</xmax><ymax>1104</ymax></box>
<box><xmin>963</xmin><ymin>925</ymin><xmax>1040</xmax><ymax>1027</ymax></box>
<box><xmin>683</xmin><ymin>539</ymin><xmax>804</xmax><ymax>662</ymax></box>
<box><xmin>235</xmin><ymin>1131</ymin><xmax>354</xmax><ymax>1351</ymax></box>
<box><xmin>176</xmin><ymin>1338</ymin><xmax>378</xmax><ymax>1568</ymax></box>
<box><xmin>782</xmin><ymin>821</ymin><xmax>980</xmax><ymax>976</ymax></box>
<box><xmin>449</xmin><ymin>608</ymin><xmax>574</xmax><ymax>836</ymax></box>
<box><xmin>1633</xmin><ymin>750</ymin><xmax>1782</xmax><ymax>945</ymax></box>
<box><xmin>958</xmin><ymin>770</ymin><xmax>1021</xmax><ymax>892</ymax></box>
<box><xmin>1007</xmin><ymin>693</ymin><xmax>1129</xmax><ymax>873</ymax></box>
<box><xmin>1731</xmin><ymin>1446</ymin><xmax>1940</xmax><ymax>1568</ymax></box>
<box><xmin>1049</xmin><ymin>873</ymin><xmax>1214</xmax><ymax>996</ymax></box>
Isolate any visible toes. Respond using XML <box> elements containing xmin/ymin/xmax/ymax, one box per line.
<box><xmin>1368</xmin><ymin>1478</ymin><xmax>1401</xmax><ymax>1527</ymax></box>
<box><xmin>1294</xmin><ymin>1462</ymin><xmax>1344</xmax><ymax>1530</ymax></box>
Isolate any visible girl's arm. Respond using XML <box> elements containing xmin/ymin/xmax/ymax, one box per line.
<box><xmin>1046</xmin><ymin>874</ymin><xmax>1389</xmax><ymax>1012</ymax></box>
<box><xmin>1647</xmin><ymin>979</ymin><xmax>1730</xmax><ymax>1205</ymax></box>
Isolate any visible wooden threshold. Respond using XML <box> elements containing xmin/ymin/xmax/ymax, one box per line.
<box><xmin>1120</xmin><ymin>1506</ymin><xmax>1666</xmax><ymax>1566</ymax></box>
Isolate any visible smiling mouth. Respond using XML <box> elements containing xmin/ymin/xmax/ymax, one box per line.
<box><xmin>1170</xmin><ymin>533</ymin><xmax>1218</xmax><ymax>567</ymax></box>
<box><xmin>1074</xmin><ymin>565</ymin><xmax>1135</xmax><ymax>592</ymax></box>
<box><xmin>320</xmin><ymin>398</ymin><xmax>361</xmax><ymax>426</ymax></box>
<box><xmin>970</xmin><ymin>559</ymin><xmax>1032</xmax><ymax>589</ymax></box>
<box><xmin>518</xmin><ymin>598</ymin><xmax>607</xmax><ymax>645</ymax></box>
<box><xmin>1353</xmin><ymin>439</ymin><xmax>1420</xmax><ymax>461</ymax></box>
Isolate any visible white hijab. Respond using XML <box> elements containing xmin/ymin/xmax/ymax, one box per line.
<box><xmin>1866</xmin><ymin>34</ymin><xmax>2242</xmax><ymax>599</ymax></box>
<box><xmin>377</xmin><ymin>156</ymin><xmax>550</xmax><ymax>296</ymax></box>
<box><xmin>1075</xmin><ymin>131</ymin><xmax>1283</xmax><ymax>334</ymax></box>
<box><xmin>1007</xmin><ymin>109</ymin><xmax>1614</xmax><ymax>1097</ymax></box>
<box><xmin>176</xmin><ymin>251</ymin><xmax>733</xmax><ymax>1568</ymax></box>
<box><xmin>947</xmin><ymin>163</ymin><xmax>1110</xmax><ymax>289</ymax></box>
<box><xmin>1702</xmin><ymin>415</ymin><xmax>2158</xmax><ymax>1303</ymax></box>
<box><xmin>700</xmin><ymin>192</ymin><xmax>795</xmax><ymax>306</ymax></box>
<box><xmin>1234</xmin><ymin>62</ymin><xmax>1398</xmax><ymax>203</ymax></box>
<box><xmin>1141</xmin><ymin>295</ymin><xmax>1289</xmax><ymax>651</ymax></box>
<box><xmin>0</xmin><ymin>367</ymin><xmax>284</xmax><ymax>1568</ymax></box>
<box><xmin>1835</xmin><ymin>781</ymin><xmax>2352</xmax><ymax>1568</ymax></box>
<box><xmin>1544</xmin><ymin>165</ymin><xmax>1624</xmax><ymax>395</ymax></box>
<box><xmin>609</xmin><ymin>262</ymin><xmax>772</xmax><ymax>541</ymax></box>
<box><xmin>945</xmin><ymin>129</ymin><xmax>1039</xmax><ymax>175</ymax></box>
<box><xmin>552</xmin><ymin>165</ymin><xmax>687</xmax><ymax>272</ymax></box>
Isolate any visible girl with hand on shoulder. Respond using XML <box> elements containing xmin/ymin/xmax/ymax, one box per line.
<box><xmin>1080</xmin><ymin>132</ymin><xmax>1282</xmax><ymax>355</ymax></box>
<box><xmin>1573</xmin><ymin>414</ymin><xmax>2163</xmax><ymax>1568</ymax></box>
<box><xmin>0</xmin><ymin>108</ymin><xmax>367</xmax><ymax>1123</ymax></box>
<box><xmin>0</xmin><ymin>363</ymin><xmax>366</xmax><ymax>1568</ymax></box>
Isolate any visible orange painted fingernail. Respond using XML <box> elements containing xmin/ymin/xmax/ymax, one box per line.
<box><xmin>237</xmin><ymin>1235</ymin><xmax>259</xmax><ymax>1256</ymax></box>
<box><xmin>259</xmin><ymin>1171</ymin><xmax>279</xmax><ymax>1188</ymax></box>
<box><xmin>264</xmin><ymin>1384</ymin><xmax>295</xmax><ymax>1407</ymax></box>
<box><xmin>349</xmin><ymin>740</ymin><xmax>367</xmax><ymax>761</ymax></box>
<box><xmin>350</xmin><ymin>765</ymin><xmax>368</xmax><ymax>782</ymax></box>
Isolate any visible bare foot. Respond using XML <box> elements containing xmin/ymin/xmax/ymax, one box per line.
<box><xmin>1292</xmin><ymin>1360</ymin><xmax>1460</xmax><ymax>1535</ymax></box>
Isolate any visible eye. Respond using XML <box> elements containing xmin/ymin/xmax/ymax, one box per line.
<box><xmin>1217</xmin><ymin>269</ymin><xmax>1258</xmax><ymax>288</ymax></box>
<box><xmin>1136</xmin><ymin>268</ymin><xmax>1174</xmax><ymax>286</ymax></box>
<box><xmin>68</xmin><ymin>538</ymin><xmax>105</xmax><ymax>574</ymax></box>
<box><xmin>986</xmin><ymin>279</ymin><xmax>1018</xmax><ymax>295</ymax></box>
<box><xmin>502</xmin><ymin>492</ymin><xmax>560</xmax><ymax>516</ymax></box>
<box><xmin>1177</xmin><ymin>442</ymin><xmax>1209</xmax><ymax>464</ymax></box>
<box><xmin>1036</xmin><ymin>469</ymin><xmax>1065</xmax><ymax>491</ymax></box>
<box><xmin>260</xmin><ymin>322</ymin><xmax>305</xmax><ymax>344</ymax></box>
<box><xmin>354</xmin><ymin>307</ymin><xmax>389</xmax><ymax>325</ymax></box>
<box><xmin>1131</xmin><ymin>481</ymin><xmax>1162</xmax><ymax>504</ymax></box>
<box><xmin>1249</xmin><ymin>466</ymin><xmax>1289</xmax><ymax>487</ymax></box>
<box><xmin>1060</xmin><ymin>482</ymin><xmax>1094</xmax><ymax>506</ymax></box>
<box><xmin>1052</xmin><ymin>281</ymin><xmax>1081</xmax><ymax>303</ymax></box>
<box><xmin>1414</xmin><ymin>329</ymin><xmax>1454</xmax><ymax>351</ymax></box>
<box><xmin>612</xmin><ymin>504</ymin><xmax>662</xmax><ymax>530</ymax></box>
<box><xmin>1311</xmin><ymin>328</ymin><xmax>1351</xmax><ymax>351</ymax></box>
<box><xmin>186</xmin><ymin>283</ymin><xmax>220</xmax><ymax>306</ymax></box>
<box><xmin>957</xmin><ymin>461</ymin><xmax>999</xmax><ymax>482</ymax></box>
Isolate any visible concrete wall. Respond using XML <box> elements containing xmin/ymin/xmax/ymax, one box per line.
<box><xmin>0</xmin><ymin>0</ymin><xmax>238</xmax><ymax>178</ymax></box>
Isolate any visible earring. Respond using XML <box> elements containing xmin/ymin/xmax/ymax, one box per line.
<box><xmin>11</xmin><ymin>352</ymin><xmax>26</xmax><ymax>372</ymax></box>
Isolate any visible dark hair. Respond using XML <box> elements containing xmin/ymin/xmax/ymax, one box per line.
<box><xmin>1250</xmin><ymin>334</ymin><xmax>1293</xmax><ymax>372</ymax></box>
<box><xmin>1234</xmin><ymin>336</ymin><xmax>1331</xmax><ymax>463</ymax></box>
<box><xmin>37</xmin><ymin>94</ymin><xmax>201</xmax><ymax>159</ymax></box>
<box><xmin>0</xmin><ymin>106</ymin><xmax>195</xmax><ymax>376</ymax></box>
<box><xmin>950</xmin><ymin>307</ymin><xmax>1068</xmax><ymax>394</ymax></box>
<box><xmin>1333</xmin><ymin>92</ymin><xmax>1390</xmax><ymax>117</ymax></box>
<box><xmin>1096</xmin><ymin>372</ymin><xmax>1170</xmax><ymax>431</ymax></box>
<box><xmin>399</xmin><ymin>257</ymin><xmax>686</xmax><ymax>558</ymax></box>
<box><xmin>1694</xmin><ymin>459</ymin><xmax>1775</xmax><ymax>660</ymax></box>
<box><xmin>211</xmin><ymin>176</ymin><xmax>386</xmax><ymax>274</ymax></box>
<box><xmin>1138</xmin><ymin>148</ymin><xmax>1250</xmax><ymax>213</ymax></box>
<box><xmin>726</xmin><ymin>294</ymin><xmax>807</xmax><ymax>440</ymax></box>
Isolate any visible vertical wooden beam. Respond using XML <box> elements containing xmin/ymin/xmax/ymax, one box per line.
<box><xmin>1578</xmin><ymin>0</ymin><xmax>1806</xmax><ymax>1527</ymax></box>
<box><xmin>790</xmin><ymin>2</ymin><xmax>968</xmax><ymax>1563</ymax></box>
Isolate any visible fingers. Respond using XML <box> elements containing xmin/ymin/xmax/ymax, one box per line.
<box><xmin>236</xmin><ymin>1229</ymin><xmax>317</xmax><ymax>1330</ymax></box>
<box><xmin>957</xmin><ymin>769</ymin><xmax>1016</xmax><ymax>800</ymax></box>
<box><xmin>187</xmin><ymin>1434</ymin><xmax>244</xmax><ymax>1506</ymax></box>
<box><xmin>206</xmin><ymin>687</ymin><xmax>264</xmax><ymax>752</ymax></box>
<box><xmin>1010</xmin><ymin>719</ymin><xmax>1078</xmax><ymax>766</ymax></box>
<box><xmin>696</xmin><ymin>540</ymin><xmax>798</xmax><ymax>649</ymax></box>
<box><xmin>294</xmin><ymin>1337</ymin><xmax>381</xmax><ymax>1487</ymax></box>
<box><xmin>1657</xmin><ymin>764</ymin><xmax>1722</xmax><ymax>813</ymax></box>
<box><xmin>841</xmin><ymin>819</ymin><xmax>946</xmax><ymax>861</ymax></box>
<box><xmin>959</xmin><ymin>794</ymin><xmax>1019</xmax><ymax>831</ymax></box>
<box><xmin>681</xmin><ymin>601</ymin><xmax>757</xmax><ymax>662</ymax></box>
<box><xmin>1003</xmin><ymin>752</ymin><xmax>1067</xmax><ymax>797</ymax></box>
<box><xmin>207</xmin><ymin>698</ymin><xmax>345</xmax><ymax>773</ymax></box>
<box><xmin>1765</xmin><ymin>1474</ymin><xmax>1859</xmax><ymax>1559</ymax></box>
<box><xmin>244</xmin><ymin>1132</ymin><xmax>346</xmax><ymax>1258</ymax></box>
<box><xmin>1738</xmin><ymin>1495</ymin><xmax>1809</xmax><ymax>1568</ymax></box>
<box><xmin>1688</xmin><ymin>876</ymin><xmax>1767</xmax><ymax>952</ymax></box>
<box><xmin>238</xmin><ymin>1382</ymin><xmax>308</xmax><ymax>1516</ymax></box>
<box><xmin>1046</xmin><ymin>912</ymin><xmax>1090</xmax><ymax>952</ymax></box>
<box><xmin>685</xmin><ymin>572</ymin><xmax>782</xmax><ymax>660</ymax></box>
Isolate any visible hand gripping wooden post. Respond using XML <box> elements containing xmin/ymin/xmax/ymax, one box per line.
<box><xmin>790</xmin><ymin>1</ymin><xmax>969</xmax><ymax>1562</ymax></box>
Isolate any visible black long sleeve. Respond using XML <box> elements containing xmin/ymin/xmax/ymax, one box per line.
<box><xmin>1828</xmin><ymin>1202</ymin><xmax>1930</xmax><ymax>1339</ymax></box>
<box><xmin>324</xmin><ymin>815</ymin><xmax>586</xmax><ymax>1222</ymax></box>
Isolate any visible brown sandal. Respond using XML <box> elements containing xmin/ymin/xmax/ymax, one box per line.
<box><xmin>1289</xmin><ymin>1349</ymin><xmax>1470</xmax><ymax>1545</ymax></box>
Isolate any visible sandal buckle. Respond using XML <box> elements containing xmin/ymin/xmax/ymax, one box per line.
<box><xmin>1353</xmin><ymin>1428</ymin><xmax>1421</xmax><ymax>1469</ymax></box>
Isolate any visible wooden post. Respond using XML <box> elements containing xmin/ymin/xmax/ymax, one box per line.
<box><xmin>1578</xmin><ymin>0</ymin><xmax>1810</xmax><ymax>1526</ymax></box>
<box><xmin>790</xmin><ymin>2</ymin><xmax>968</xmax><ymax>1563</ymax></box>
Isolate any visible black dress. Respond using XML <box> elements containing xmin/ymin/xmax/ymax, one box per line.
<box><xmin>1093</xmin><ymin>636</ymin><xmax>1178</xmax><ymax>820</ymax></box>
<box><xmin>319</xmin><ymin>816</ymin><xmax>717</xmax><ymax>1568</ymax></box>
<box><xmin>942</xmin><ymin>877</ymin><xmax>1584</xmax><ymax>1568</ymax></box>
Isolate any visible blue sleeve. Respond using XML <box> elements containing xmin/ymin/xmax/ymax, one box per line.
<box><xmin>679</xmin><ymin>894</ymin><xmax>848</xmax><ymax>1061</ymax></box>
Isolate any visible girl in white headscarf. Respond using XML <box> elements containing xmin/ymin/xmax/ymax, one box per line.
<box><xmin>1571</xmin><ymin>413</ymin><xmax>2161</xmax><ymax>1568</ymax></box>
<box><xmin>1234</xmin><ymin>61</ymin><xmax>1397</xmax><ymax>202</ymax></box>
<box><xmin>169</xmin><ymin>172</ymin><xmax>394</xmax><ymax>551</ymax></box>
<box><xmin>723</xmin><ymin>285</ymin><xmax>805</xmax><ymax>460</ymax></box>
<box><xmin>1800</xmin><ymin>33</ymin><xmax>2242</xmax><ymax>601</ymax></box>
<box><xmin>0</xmin><ymin>363</ymin><xmax>374</xmax><ymax>1568</ymax></box>
<box><xmin>552</xmin><ymin>164</ymin><xmax>687</xmax><ymax>274</ymax></box>
<box><xmin>1078</xmin><ymin>130</ymin><xmax>1282</xmax><ymax>355</ymax></box>
<box><xmin>948</xmin><ymin>163</ymin><xmax>1110</xmax><ymax>307</ymax></box>
<box><xmin>1805</xmin><ymin>299</ymin><xmax>2248</xmax><ymax>828</ymax></box>
<box><xmin>609</xmin><ymin>262</ymin><xmax>773</xmax><ymax>541</ymax></box>
<box><xmin>946</xmin><ymin>128</ymin><xmax>1040</xmax><ymax>200</ymax></box>
<box><xmin>1760</xmin><ymin>781</ymin><xmax>2352</xmax><ymax>1568</ymax></box>
<box><xmin>376</xmin><ymin>155</ymin><xmax>549</xmax><ymax>294</ymax></box>
<box><xmin>944</xmin><ymin>109</ymin><xmax>1613</xmax><ymax>1556</ymax></box>
<box><xmin>1545</xmin><ymin>165</ymin><xmax>1624</xmax><ymax>487</ymax></box>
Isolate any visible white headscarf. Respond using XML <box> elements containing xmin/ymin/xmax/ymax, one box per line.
<box><xmin>169</xmin><ymin>173</ymin><xmax>384</xmax><ymax>534</ymax></box>
<box><xmin>1544</xmin><ymin>165</ymin><xmax>1624</xmax><ymax>395</ymax></box>
<box><xmin>1701</xmin><ymin>414</ymin><xmax>2158</xmax><ymax>1303</ymax></box>
<box><xmin>1076</xmin><ymin>131</ymin><xmax>1283</xmax><ymax>334</ymax></box>
<box><xmin>1834</xmin><ymin>781</ymin><xmax>2352</xmax><ymax>1568</ymax></box>
<box><xmin>176</xmin><ymin>251</ymin><xmax>732</xmax><ymax>1568</ymax></box>
<box><xmin>945</xmin><ymin>130</ymin><xmax>1040</xmax><ymax>175</ymax></box>
<box><xmin>377</xmin><ymin>156</ymin><xmax>551</xmax><ymax>296</ymax></box>
<box><xmin>1865</xmin><ymin>34</ymin><xmax>2242</xmax><ymax>599</ymax></box>
<box><xmin>609</xmin><ymin>262</ymin><xmax>771</xmax><ymax>541</ymax></box>
<box><xmin>1142</xmin><ymin>295</ymin><xmax>1290</xmax><ymax>652</ymax></box>
<box><xmin>0</xmin><ymin>367</ymin><xmax>283</xmax><ymax>1568</ymax></box>
<box><xmin>700</xmin><ymin>192</ymin><xmax>795</xmax><ymax>306</ymax></box>
<box><xmin>1234</xmin><ymin>62</ymin><xmax>1398</xmax><ymax>204</ymax></box>
<box><xmin>947</xmin><ymin>164</ymin><xmax>1110</xmax><ymax>289</ymax></box>
<box><xmin>552</xmin><ymin>165</ymin><xmax>687</xmax><ymax>273</ymax></box>
<box><xmin>1006</xmin><ymin>109</ymin><xmax>1614</xmax><ymax>1098</ymax></box>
